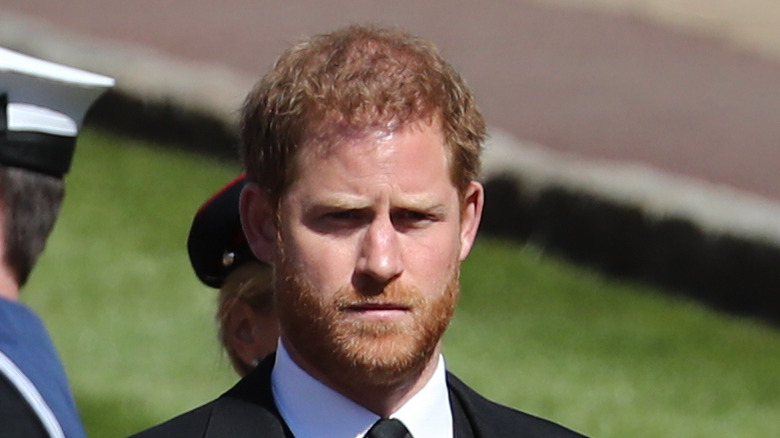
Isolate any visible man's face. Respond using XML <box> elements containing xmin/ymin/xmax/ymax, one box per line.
<box><xmin>272</xmin><ymin>121</ymin><xmax>482</xmax><ymax>388</ymax></box>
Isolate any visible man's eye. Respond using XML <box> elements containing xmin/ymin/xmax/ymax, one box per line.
<box><xmin>394</xmin><ymin>210</ymin><xmax>433</xmax><ymax>225</ymax></box>
<box><xmin>326</xmin><ymin>210</ymin><xmax>358</xmax><ymax>221</ymax></box>
<box><xmin>403</xmin><ymin>211</ymin><xmax>428</xmax><ymax>220</ymax></box>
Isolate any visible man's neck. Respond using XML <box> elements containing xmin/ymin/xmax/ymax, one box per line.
<box><xmin>0</xmin><ymin>267</ymin><xmax>20</xmax><ymax>301</ymax></box>
<box><xmin>281</xmin><ymin>337</ymin><xmax>443</xmax><ymax>417</ymax></box>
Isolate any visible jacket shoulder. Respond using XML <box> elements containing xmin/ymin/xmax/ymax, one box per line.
<box><xmin>127</xmin><ymin>355</ymin><xmax>284</xmax><ymax>438</ymax></box>
<box><xmin>128</xmin><ymin>402</ymin><xmax>216</xmax><ymax>438</ymax></box>
<box><xmin>447</xmin><ymin>373</ymin><xmax>589</xmax><ymax>438</ymax></box>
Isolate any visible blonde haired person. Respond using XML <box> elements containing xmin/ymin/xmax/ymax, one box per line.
<box><xmin>187</xmin><ymin>174</ymin><xmax>279</xmax><ymax>376</ymax></box>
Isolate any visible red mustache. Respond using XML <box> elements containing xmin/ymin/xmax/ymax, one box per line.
<box><xmin>332</xmin><ymin>281</ymin><xmax>425</xmax><ymax>310</ymax></box>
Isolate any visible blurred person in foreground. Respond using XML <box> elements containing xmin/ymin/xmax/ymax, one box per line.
<box><xmin>0</xmin><ymin>47</ymin><xmax>113</xmax><ymax>438</ymax></box>
<box><xmin>187</xmin><ymin>174</ymin><xmax>278</xmax><ymax>376</ymax></box>
<box><xmin>133</xmin><ymin>24</ymin><xmax>588</xmax><ymax>437</ymax></box>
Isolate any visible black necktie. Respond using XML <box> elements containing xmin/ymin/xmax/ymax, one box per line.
<box><xmin>365</xmin><ymin>418</ymin><xmax>412</xmax><ymax>438</ymax></box>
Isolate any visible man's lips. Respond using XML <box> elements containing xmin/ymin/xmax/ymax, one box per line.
<box><xmin>342</xmin><ymin>302</ymin><xmax>412</xmax><ymax>314</ymax></box>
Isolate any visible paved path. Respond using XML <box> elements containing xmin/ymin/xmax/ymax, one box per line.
<box><xmin>2</xmin><ymin>0</ymin><xmax>779</xmax><ymax>236</ymax></box>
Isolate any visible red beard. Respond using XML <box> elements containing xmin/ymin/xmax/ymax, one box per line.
<box><xmin>275</xmin><ymin>253</ymin><xmax>459</xmax><ymax>390</ymax></box>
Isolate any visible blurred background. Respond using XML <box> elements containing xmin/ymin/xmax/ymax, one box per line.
<box><xmin>1</xmin><ymin>1</ymin><xmax>778</xmax><ymax>437</ymax></box>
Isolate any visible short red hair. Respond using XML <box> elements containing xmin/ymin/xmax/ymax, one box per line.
<box><xmin>240</xmin><ymin>24</ymin><xmax>486</xmax><ymax>207</ymax></box>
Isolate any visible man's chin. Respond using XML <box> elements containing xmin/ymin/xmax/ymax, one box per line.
<box><xmin>330</xmin><ymin>331</ymin><xmax>436</xmax><ymax>387</ymax></box>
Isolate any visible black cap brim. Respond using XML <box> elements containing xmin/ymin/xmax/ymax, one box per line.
<box><xmin>187</xmin><ymin>174</ymin><xmax>261</xmax><ymax>288</ymax></box>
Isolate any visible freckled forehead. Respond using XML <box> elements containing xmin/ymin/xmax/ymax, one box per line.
<box><xmin>282</xmin><ymin>122</ymin><xmax>459</xmax><ymax>213</ymax></box>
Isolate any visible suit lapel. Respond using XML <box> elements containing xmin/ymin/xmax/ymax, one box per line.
<box><xmin>447</xmin><ymin>372</ymin><xmax>588</xmax><ymax>438</ymax></box>
<box><xmin>447</xmin><ymin>372</ymin><xmax>491</xmax><ymax>438</ymax></box>
<box><xmin>449</xmin><ymin>383</ymin><xmax>476</xmax><ymax>438</ymax></box>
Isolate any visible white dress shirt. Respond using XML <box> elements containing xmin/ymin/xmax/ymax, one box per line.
<box><xmin>271</xmin><ymin>341</ymin><xmax>453</xmax><ymax>438</ymax></box>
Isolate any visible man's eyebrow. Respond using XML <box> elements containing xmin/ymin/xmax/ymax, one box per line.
<box><xmin>395</xmin><ymin>195</ymin><xmax>448</xmax><ymax>214</ymax></box>
<box><xmin>305</xmin><ymin>194</ymin><xmax>448</xmax><ymax>213</ymax></box>
<box><xmin>305</xmin><ymin>195</ymin><xmax>371</xmax><ymax>211</ymax></box>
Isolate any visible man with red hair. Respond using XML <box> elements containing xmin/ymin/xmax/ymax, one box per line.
<box><xmin>134</xmin><ymin>24</ymin><xmax>587</xmax><ymax>438</ymax></box>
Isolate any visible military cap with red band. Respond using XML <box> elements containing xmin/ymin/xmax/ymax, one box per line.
<box><xmin>187</xmin><ymin>174</ymin><xmax>265</xmax><ymax>288</ymax></box>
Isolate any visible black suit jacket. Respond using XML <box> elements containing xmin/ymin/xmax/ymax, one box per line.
<box><xmin>131</xmin><ymin>355</ymin><xmax>587</xmax><ymax>438</ymax></box>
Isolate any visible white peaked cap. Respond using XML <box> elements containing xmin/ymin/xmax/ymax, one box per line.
<box><xmin>1</xmin><ymin>46</ymin><xmax>115</xmax><ymax>176</ymax></box>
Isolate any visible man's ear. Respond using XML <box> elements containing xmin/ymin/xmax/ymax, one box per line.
<box><xmin>458</xmin><ymin>181</ymin><xmax>484</xmax><ymax>261</ymax></box>
<box><xmin>240</xmin><ymin>183</ymin><xmax>277</xmax><ymax>263</ymax></box>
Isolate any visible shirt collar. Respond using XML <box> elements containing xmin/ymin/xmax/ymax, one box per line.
<box><xmin>271</xmin><ymin>341</ymin><xmax>453</xmax><ymax>438</ymax></box>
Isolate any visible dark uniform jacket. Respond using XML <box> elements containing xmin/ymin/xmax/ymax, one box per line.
<box><xmin>131</xmin><ymin>354</ymin><xmax>588</xmax><ymax>438</ymax></box>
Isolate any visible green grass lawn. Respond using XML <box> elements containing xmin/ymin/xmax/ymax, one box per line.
<box><xmin>23</xmin><ymin>129</ymin><xmax>779</xmax><ymax>437</ymax></box>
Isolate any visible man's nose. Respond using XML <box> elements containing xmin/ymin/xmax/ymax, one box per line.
<box><xmin>354</xmin><ymin>216</ymin><xmax>403</xmax><ymax>287</ymax></box>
